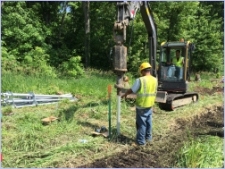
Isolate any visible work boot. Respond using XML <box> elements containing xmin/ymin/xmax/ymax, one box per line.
<box><xmin>146</xmin><ymin>138</ymin><xmax>153</xmax><ymax>146</ymax></box>
<box><xmin>131</xmin><ymin>142</ymin><xmax>145</xmax><ymax>147</ymax></box>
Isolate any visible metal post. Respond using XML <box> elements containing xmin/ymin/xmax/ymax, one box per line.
<box><xmin>116</xmin><ymin>74</ymin><xmax>123</xmax><ymax>136</ymax></box>
<box><xmin>108</xmin><ymin>85</ymin><xmax>112</xmax><ymax>140</ymax></box>
<box><xmin>116</xmin><ymin>95</ymin><xmax>121</xmax><ymax>135</ymax></box>
<box><xmin>31</xmin><ymin>92</ymin><xmax>37</xmax><ymax>106</ymax></box>
<box><xmin>10</xmin><ymin>92</ymin><xmax>15</xmax><ymax>107</ymax></box>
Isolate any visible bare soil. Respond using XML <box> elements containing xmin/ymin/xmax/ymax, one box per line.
<box><xmin>78</xmin><ymin>86</ymin><xmax>224</xmax><ymax>168</ymax></box>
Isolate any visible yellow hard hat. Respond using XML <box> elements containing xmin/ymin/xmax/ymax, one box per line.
<box><xmin>139</xmin><ymin>62</ymin><xmax>152</xmax><ymax>72</ymax></box>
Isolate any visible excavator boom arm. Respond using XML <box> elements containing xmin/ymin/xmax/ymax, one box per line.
<box><xmin>113</xmin><ymin>1</ymin><xmax>157</xmax><ymax>77</ymax></box>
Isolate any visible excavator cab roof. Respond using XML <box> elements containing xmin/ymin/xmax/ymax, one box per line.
<box><xmin>161</xmin><ymin>41</ymin><xmax>191</xmax><ymax>48</ymax></box>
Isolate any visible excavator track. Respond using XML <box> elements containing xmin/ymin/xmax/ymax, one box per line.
<box><xmin>158</xmin><ymin>92</ymin><xmax>199</xmax><ymax>111</ymax></box>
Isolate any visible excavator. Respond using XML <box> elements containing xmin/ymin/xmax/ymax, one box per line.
<box><xmin>113</xmin><ymin>1</ymin><xmax>199</xmax><ymax>111</ymax></box>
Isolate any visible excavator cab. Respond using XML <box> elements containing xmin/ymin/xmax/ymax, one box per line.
<box><xmin>157</xmin><ymin>41</ymin><xmax>194</xmax><ymax>93</ymax></box>
<box><xmin>156</xmin><ymin>40</ymin><xmax>198</xmax><ymax>110</ymax></box>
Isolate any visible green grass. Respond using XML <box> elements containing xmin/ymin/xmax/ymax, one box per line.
<box><xmin>1</xmin><ymin>69</ymin><xmax>224</xmax><ymax>167</ymax></box>
<box><xmin>189</xmin><ymin>72</ymin><xmax>223</xmax><ymax>91</ymax></box>
<box><xmin>2</xmin><ymin>102</ymin><xmax>108</xmax><ymax>167</ymax></box>
<box><xmin>2</xmin><ymin>69</ymin><xmax>115</xmax><ymax>96</ymax></box>
<box><xmin>175</xmin><ymin>136</ymin><xmax>224</xmax><ymax>168</ymax></box>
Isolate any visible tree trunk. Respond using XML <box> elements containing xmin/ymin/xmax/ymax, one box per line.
<box><xmin>59</xmin><ymin>1</ymin><xmax>68</xmax><ymax>39</ymax></box>
<box><xmin>83</xmin><ymin>1</ymin><xmax>90</xmax><ymax>68</ymax></box>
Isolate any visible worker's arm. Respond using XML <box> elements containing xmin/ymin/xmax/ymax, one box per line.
<box><xmin>121</xmin><ymin>89</ymin><xmax>133</xmax><ymax>99</ymax></box>
<box><xmin>182</xmin><ymin>57</ymin><xmax>185</xmax><ymax>65</ymax></box>
<box><xmin>121</xmin><ymin>78</ymin><xmax>140</xmax><ymax>98</ymax></box>
<box><xmin>166</xmin><ymin>60</ymin><xmax>173</xmax><ymax>66</ymax></box>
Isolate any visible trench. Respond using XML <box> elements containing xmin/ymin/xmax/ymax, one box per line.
<box><xmin>78</xmin><ymin>106</ymin><xmax>224</xmax><ymax>168</ymax></box>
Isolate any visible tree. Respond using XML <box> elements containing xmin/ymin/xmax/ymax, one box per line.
<box><xmin>191</xmin><ymin>2</ymin><xmax>224</xmax><ymax>72</ymax></box>
<box><xmin>89</xmin><ymin>2</ymin><xmax>116</xmax><ymax>70</ymax></box>
<box><xmin>1</xmin><ymin>1</ymin><xmax>224</xmax><ymax>75</ymax></box>
<box><xmin>142</xmin><ymin>1</ymin><xmax>223</xmax><ymax>73</ymax></box>
<box><xmin>83</xmin><ymin>1</ymin><xmax>90</xmax><ymax>68</ymax></box>
<box><xmin>1</xmin><ymin>2</ymin><xmax>50</xmax><ymax>61</ymax></box>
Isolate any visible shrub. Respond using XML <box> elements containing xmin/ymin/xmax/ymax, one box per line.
<box><xmin>2</xmin><ymin>46</ymin><xmax>20</xmax><ymax>73</ymax></box>
<box><xmin>23</xmin><ymin>47</ymin><xmax>57</xmax><ymax>77</ymax></box>
<box><xmin>59</xmin><ymin>56</ymin><xmax>84</xmax><ymax>78</ymax></box>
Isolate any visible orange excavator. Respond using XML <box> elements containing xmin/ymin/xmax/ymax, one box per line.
<box><xmin>113</xmin><ymin>1</ymin><xmax>199</xmax><ymax>111</ymax></box>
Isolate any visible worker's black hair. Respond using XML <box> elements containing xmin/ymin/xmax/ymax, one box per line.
<box><xmin>142</xmin><ymin>68</ymin><xmax>151</xmax><ymax>72</ymax></box>
<box><xmin>176</xmin><ymin>50</ymin><xmax>180</xmax><ymax>53</ymax></box>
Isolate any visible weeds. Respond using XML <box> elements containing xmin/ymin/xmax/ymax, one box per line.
<box><xmin>2</xmin><ymin>70</ymin><xmax>115</xmax><ymax>95</ymax></box>
<box><xmin>175</xmin><ymin>136</ymin><xmax>224</xmax><ymax>168</ymax></box>
<box><xmin>2</xmin><ymin>106</ymin><xmax>13</xmax><ymax>115</ymax></box>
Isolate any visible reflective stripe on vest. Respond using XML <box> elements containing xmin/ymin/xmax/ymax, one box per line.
<box><xmin>172</xmin><ymin>57</ymin><xmax>183</xmax><ymax>67</ymax></box>
<box><xmin>136</xmin><ymin>76</ymin><xmax>157</xmax><ymax>108</ymax></box>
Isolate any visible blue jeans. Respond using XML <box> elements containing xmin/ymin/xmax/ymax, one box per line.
<box><xmin>168</xmin><ymin>65</ymin><xmax>183</xmax><ymax>80</ymax></box>
<box><xmin>167</xmin><ymin>66</ymin><xmax>175</xmax><ymax>77</ymax></box>
<box><xmin>175</xmin><ymin>66</ymin><xmax>183</xmax><ymax>80</ymax></box>
<box><xmin>136</xmin><ymin>107</ymin><xmax>152</xmax><ymax>145</ymax></box>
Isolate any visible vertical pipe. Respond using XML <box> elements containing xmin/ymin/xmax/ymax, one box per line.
<box><xmin>117</xmin><ymin>95</ymin><xmax>121</xmax><ymax>135</ymax></box>
<box><xmin>108</xmin><ymin>85</ymin><xmax>112</xmax><ymax>140</ymax></box>
<box><xmin>116</xmin><ymin>74</ymin><xmax>123</xmax><ymax>136</ymax></box>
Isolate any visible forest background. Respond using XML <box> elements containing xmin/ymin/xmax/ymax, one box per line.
<box><xmin>1</xmin><ymin>1</ymin><xmax>224</xmax><ymax>78</ymax></box>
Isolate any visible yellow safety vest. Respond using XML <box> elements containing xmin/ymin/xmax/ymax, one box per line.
<box><xmin>172</xmin><ymin>57</ymin><xmax>183</xmax><ymax>67</ymax></box>
<box><xmin>136</xmin><ymin>75</ymin><xmax>157</xmax><ymax>108</ymax></box>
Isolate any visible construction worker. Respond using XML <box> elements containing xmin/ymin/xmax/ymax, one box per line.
<box><xmin>121</xmin><ymin>62</ymin><xmax>158</xmax><ymax>145</ymax></box>
<box><xmin>167</xmin><ymin>50</ymin><xmax>184</xmax><ymax>80</ymax></box>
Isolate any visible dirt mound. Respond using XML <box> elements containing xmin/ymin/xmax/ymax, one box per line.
<box><xmin>78</xmin><ymin>106</ymin><xmax>224</xmax><ymax>168</ymax></box>
<box><xmin>194</xmin><ymin>86</ymin><xmax>224</xmax><ymax>95</ymax></box>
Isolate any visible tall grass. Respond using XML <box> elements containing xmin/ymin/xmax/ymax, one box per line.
<box><xmin>2</xmin><ymin>70</ymin><xmax>115</xmax><ymax>97</ymax></box>
<box><xmin>175</xmin><ymin>136</ymin><xmax>224</xmax><ymax>168</ymax></box>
